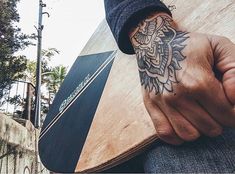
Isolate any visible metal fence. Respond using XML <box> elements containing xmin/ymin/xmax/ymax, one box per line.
<box><xmin>0</xmin><ymin>81</ymin><xmax>35</xmax><ymax>124</ymax></box>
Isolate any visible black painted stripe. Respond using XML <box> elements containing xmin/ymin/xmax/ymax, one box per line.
<box><xmin>38</xmin><ymin>51</ymin><xmax>116</xmax><ymax>173</ymax></box>
<box><xmin>39</xmin><ymin>51</ymin><xmax>116</xmax><ymax>139</ymax></box>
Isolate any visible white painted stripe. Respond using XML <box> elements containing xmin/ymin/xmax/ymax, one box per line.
<box><xmin>39</xmin><ymin>51</ymin><xmax>117</xmax><ymax>140</ymax></box>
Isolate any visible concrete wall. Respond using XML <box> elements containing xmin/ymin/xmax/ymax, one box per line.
<box><xmin>0</xmin><ymin>113</ymin><xmax>49</xmax><ymax>174</ymax></box>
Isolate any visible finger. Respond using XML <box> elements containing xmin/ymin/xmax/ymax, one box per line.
<box><xmin>144</xmin><ymin>100</ymin><xmax>184</xmax><ymax>145</ymax></box>
<box><xmin>173</xmin><ymin>98</ymin><xmax>223</xmax><ymax>137</ymax></box>
<box><xmin>208</xmin><ymin>35</ymin><xmax>235</xmax><ymax>104</ymax></box>
<box><xmin>223</xmin><ymin>68</ymin><xmax>235</xmax><ymax>105</ymax></box>
<box><xmin>194</xmin><ymin>75</ymin><xmax>235</xmax><ymax>127</ymax></box>
<box><xmin>160</xmin><ymin>104</ymin><xmax>201</xmax><ymax>142</ymax></box>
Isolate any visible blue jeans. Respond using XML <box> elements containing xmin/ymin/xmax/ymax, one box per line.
<box><xmin>144</xmin><ymin>127</ymin><xmax>235</xmax><ymax>173</ymax></box>
<box><xmin>105</xmin><ymin>127</ymin><xmax>235</xmax><ymax>173</ymax></box>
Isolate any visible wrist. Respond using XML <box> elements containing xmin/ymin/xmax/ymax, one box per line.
<box><xmin>128</xmin><ymin>11</ymin><xmax>189</xmax><ymax>95</ymax></box>
<box><xmin>129</xmin><ymin>12</ymin><xmax>178</xmax><ymax>39</ymax></box>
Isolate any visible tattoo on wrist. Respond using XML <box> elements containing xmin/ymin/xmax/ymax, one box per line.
<box><xmin>130</xmin><ymin>15</ymin><xmax>189</xmax><ymax>95</ymax></box>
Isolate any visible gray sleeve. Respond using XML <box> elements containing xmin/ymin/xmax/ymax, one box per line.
<box><xmin>104</xmin><ymin>0</ymin><xmax>171</xmax><ymax>54</ymax></box>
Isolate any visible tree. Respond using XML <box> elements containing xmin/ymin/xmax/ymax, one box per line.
<box><xmin>25</xmin><ymin>48</ymin><xmax>60</xmax><ymax>85</ymax></box>
<box><xmin>44</xmin><ymin>65</ymin><xmax>67</xmax><ymax>105</ymax></box>
<box><xmin>44</xmin><ymin>65</ymin><xmax>67</xmax><ymax>94</ymax></box>
<box><xmin>25</xmin><ymin>48</ymin><xmax>67</xmax><ymax>114</ymax></box>
<box><xmin>0</xmin><ymin>0</ymin><xmax>34</xmax><ymax>105</ymax></box>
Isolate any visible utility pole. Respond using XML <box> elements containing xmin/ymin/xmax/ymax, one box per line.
<box><xmin>35</xmin><ymin>0</ymin><xmax>49</xmax><ymax>128</ymax></box>
<box><xmin>34</xmin><ymin>1</ymin><xmax>49</xmax><ymax>173</ymax></box>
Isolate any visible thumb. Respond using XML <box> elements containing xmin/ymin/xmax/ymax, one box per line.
<box><xmin>209</xmin><ymin>35</ymin><xmax>235</xmax><ymax>105</ymax></box>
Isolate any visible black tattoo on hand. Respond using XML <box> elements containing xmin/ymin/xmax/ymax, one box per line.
<box><xmin>131</xmin><ymin>15</ymin><xmax>189</xmax><ymax>95</ymax></box>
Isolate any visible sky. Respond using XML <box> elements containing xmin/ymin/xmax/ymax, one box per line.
<box><xmin>17</xmin><ymin>0</ymin><xmax>105</xmax><ymax>69</ymax></box>
<box><xmin>0</xmin><ymin>0</ymin><xmax>105</xmax><ymax>113</ymax></box>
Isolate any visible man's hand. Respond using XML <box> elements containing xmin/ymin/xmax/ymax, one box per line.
<box><xmin>129</xmin><ymin>12</ymin><xmax>235</xmax><ymax>145</ymax></box>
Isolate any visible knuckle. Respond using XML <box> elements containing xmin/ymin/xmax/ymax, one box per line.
<box><xmin>149</xmin><ymin>93</ymin><xmax>158</xmax><ymax>101</ymax></box>
<box><xmin>143</xmin><ymin>96</ymin><xmax>151</xmax><ymax>107</ymax></box>
<box><xmin>162</xmin><ymin>94</ymin><xmax>173</xmax><ymax>104</ymax></box>
<box><xmin>143</xmin><ymin>93</ymin><xmax>156</xmax><ymax>108</ymax></box>
<box><xmin>219</xmin><ymin>36</ymin><xmax>231</xmax><ymax>43</ymax></box>
<box><xmin>183</xmin><ymin>76</ymin><xmax>210</xmax><ymax>96</ymax></box>
<box><xmin>211</xmin><ymin>35</ymin><xmax>232</xmax><ymax>45</ymax></box>
<box><xmin>162</xmin><ymin>93</ymin><xmax>177</xmax><ymax>105</ymax></box>
<box><xmin>191</xmin><ymin>80</ymin><xmax>206</xmax><ymax>94</ymax></box>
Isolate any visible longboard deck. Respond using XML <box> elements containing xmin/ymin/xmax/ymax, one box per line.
<box><xmin>39</xmin><ymin>0</ymin><xmax>235</xmax><ymax>173</ymax></box>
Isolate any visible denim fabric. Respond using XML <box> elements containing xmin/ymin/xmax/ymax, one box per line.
<box><xmin>143</xmin><ymin>127</ymin><xmax>235</xmax><ymax>173</ymax></box>
<box><xmin>104</xmin><ymin>128</ymin><xmax>235</xmax><ymax>173</ymax></box>
<box><xmin>104</xmin><ymin>0</ymin><xmax>171</xmax><ymax>54</ymax></box>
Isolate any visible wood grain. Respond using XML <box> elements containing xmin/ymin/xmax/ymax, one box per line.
<box><xmin>76</xmin><ymin>51</ymin><xmax>157</xmax><ymax>172</ymax></box>
<box><xmin>75</xmin><ymin>0</ymin><xmax>235</xmax><ymax>172</ymax></box>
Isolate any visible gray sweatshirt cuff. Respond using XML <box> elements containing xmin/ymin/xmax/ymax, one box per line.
<box><xmin>105</xmin><ymin>0</ymin><xmax>171</xmax><ymax>54</ymax></box>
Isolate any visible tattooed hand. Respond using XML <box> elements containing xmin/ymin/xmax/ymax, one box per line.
<box><xmin>130</xmin><ymin>13</ymin><xmax>235</xmax><ymax>145</ymax></box>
